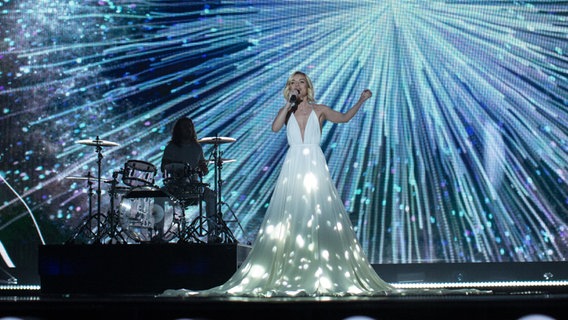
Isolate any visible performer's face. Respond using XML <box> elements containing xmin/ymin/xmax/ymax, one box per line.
<box><xmin>289</xmin><ymin>74</ymin><xmax>308</xmax><ymax>98</ymax></box>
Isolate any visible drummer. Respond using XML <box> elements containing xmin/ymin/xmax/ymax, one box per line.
<box><xmin>161</xmin><ymin>117</ymin><xmax>220</xmax><ymax>243</ymax></box>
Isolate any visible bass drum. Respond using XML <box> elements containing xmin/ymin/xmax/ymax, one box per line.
<box><xmin>118</xmin><ymin>194</ymin><xmax>184</xmax><ymax>243</ymax></box>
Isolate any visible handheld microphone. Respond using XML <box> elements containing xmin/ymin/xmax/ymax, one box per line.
<box><xmin>289</xmin><ymin>94</ymin><xmax>297</xmax><ymax>104</ymax></box>
<box><xmin>289</xmin><ymin>94</ymin><xmax>298</xmax><ymax>113</ymax></box>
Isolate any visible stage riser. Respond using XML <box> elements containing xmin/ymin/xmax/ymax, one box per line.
<box><xmin>38</xmin><ymin>243</ymin><xmax>251</xmax><ymax>294</ymax></box>
<box><xmin>38</xmin><ymin>243</ymin><xmax>568</xmax><ymax>295</ymax></box>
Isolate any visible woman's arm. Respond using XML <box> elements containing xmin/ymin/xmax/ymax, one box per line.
<box><xmin>272</xmin><ymin>102</ymin><xmax>294</xmax><ymax>132</ymax></box>
<box><xmin>321</xmin><ymin>89</ymin><xmax>372</xmax><ymax>124</ymax></box>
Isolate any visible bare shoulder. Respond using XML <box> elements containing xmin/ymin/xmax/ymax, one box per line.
<box><xmin>314</xmin><ymin>103</ymin><xmax>337</xmax><ymax>119</ymax></box>
<box><xmin>312</xmin><ymin>103</ymin><xmax>330</xmax><ymax>114</ymax></box>
<box><xmin>312</xmin><ymin>104</ymin><xmax>331</xmax><ymax>124</ymax></box>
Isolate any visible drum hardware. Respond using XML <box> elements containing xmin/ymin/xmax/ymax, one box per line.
<box><xmin>95</xmin><ymin>161</ymin><xmax>178</xmax><ymax>243</ymax></box>
<box><xmin>64</xmin><ymin>173</ymin><xmax>97</xmax><ymax>220</ymax></box>
<box><xmin>178</xmin><ymin>181</ymin><xmax>222</xmax><ymax>243</ymax></box>
<box><xmin>202</xmin><ymin>135</ymin><xmax>245</xmax><ymax>243</ymax></box>
<box><xmin>75</xmin><ymin>139</ymin><xmax>120</xmax><ymax>147</ymax></box>
<box><xmin>151</xmin><ymin>187</ymin><xmax>189</xmax><ymax>243</ymax></box>
<box><xmin>111</xmin><ymin>162</ymin><xmax>184</xmax><ymax>244</ymax></box>
<box><xmin>172</xmin><ymin>192</ymin><xmax>205</xmax><ymax>243</ymax></box>
<box><xmin>119</xmin><ymin>186</ymin><xmax>184</xmax><ymax>243</ymax></box>
<box><xmin>198</xmin><ymin>137</ymin><xmax>236</xmax><ymax>145</ymax></box>
<box><xmin>122</xmin><ymin>160</ymin><xmax>157</xmax><ymax>188</ymax></box>
<box><xmin>65</xmin><ymin>175</ymin><xmax>110</xmax><ymax>181</ymax></box>
<box><xmin>68</xmin><ymin>136</ymin><xmax>120</xmax><ymax>243</ymax></box>
<box><xmin>103</xmin><ymin>170</ymin><xmax>130</xmax><ymax>244</ymax></box>
<box><xmin>123</xmin><ymin>187</ymin><xmax>168</xmax><ymax>199</ymax></box>
<box><xmin>162</xmin><ymin>162</ymin><xmax>209</xmax><ymax>243</ymax></box>
<box><xmin>64</xmin><ymin>172</ymin><xmax>102</xmax><ymax>244</ymax></box>
<box><xmin>207</xmin><ymin>158</ymin><xmax>236</xmax><ymax>165</ymax></box>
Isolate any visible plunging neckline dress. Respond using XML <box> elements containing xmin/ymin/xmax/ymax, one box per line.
<box><xmin>162</xmin><ymin>109</ymin><xmax>394</xmax><ymax>297</ymax></box>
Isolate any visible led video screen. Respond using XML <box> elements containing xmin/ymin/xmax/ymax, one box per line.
<box><xmin>1</xmin><ymin>1</ymin><xmax>568</xmax><ymax>283</ymax></box>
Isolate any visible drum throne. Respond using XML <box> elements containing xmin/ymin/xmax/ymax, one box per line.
<box><xmin>161</xmin><ymin>162</ymin><xmax>216</xmax><ymax>243</ymax></box>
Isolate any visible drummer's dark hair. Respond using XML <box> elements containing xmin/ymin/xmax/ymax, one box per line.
<box><xmin>171</xmin><ymin>117</ymin><xmax>198</xmax><ymax>146</ymax></box>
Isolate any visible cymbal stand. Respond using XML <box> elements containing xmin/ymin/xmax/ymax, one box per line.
<box><xmin>210</xmin><ymin>140</ymin><xmax>243</xmax><ymax>243</ymax></box>
<box><xmin>104</xmin><ymin>170</ymin><xmax>128</xmax><ymax>244</ymax></box>
<box><xmin>186</xmin><ymin>169</ymin><xmax>210</xmax><ymax>243</ymax></box>
<box><xmin>67</xmin><ymin>136</ymin><xmax>106</xmax><ymax>244</ymax></box>
<box><xmin>190</xmin><ymin>172</ymin><xmax>207</xmax><ymax>242</ymax></box>
<box><xmin>177</xmin><ymin>189</ymin><xmax>207</xmax><ymax>243</ymax></box>
<box><xmin>94</xmin><ymin>136</ymin><xmax>104</xmax><ymax>243</ymax></box>
<box><xmin>67</xmin><ymin>136</ymin><xmax>120</xmax><ymax>244</ymax></box>
<box><xmin>65</xmin><ymin>172</ymin><xmax>99</xmax><ymax>244</ymax></box>
<box><xmin>87</xmin><ymin>173</ymin><xmax>94</xmax><ymax>227</ymax></box>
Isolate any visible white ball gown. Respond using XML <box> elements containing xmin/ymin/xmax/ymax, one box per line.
<box><xmin>162</xmin><ymin>108</ymin><xmax>395</xmax><ymax>297</ymax></box>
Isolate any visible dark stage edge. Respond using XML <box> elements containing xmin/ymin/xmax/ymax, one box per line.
<box><xmin>38</xmin><ymin>242</ymin><xmax>253</xmax><ymax>294</ymax></box>
<box><xmin>1</xmin><ymin>291</ymin><xmax>568</xmax><ymax>320</ymax></box>
<box><xmin>4</xmin><ymin>243</ymin><xmax>567</xmax><ymax>319</ymax></box>
<box><xmin>36</xmin><ymin>243</ymin><xmax>568</xmax><ymax>294</ymax></box>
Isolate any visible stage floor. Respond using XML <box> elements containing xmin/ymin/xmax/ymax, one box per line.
<box><xmin>3</xmin><ymin>243</ymin><xmax>568</xmax><ymax>319</ymax></box>
<box><xmin>0</xmin><ymin>287</ymin><xmax>567</xmax><ymax>320</ymax></box>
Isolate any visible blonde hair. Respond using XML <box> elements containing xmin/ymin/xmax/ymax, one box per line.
<box><xmin>282</xmin><ymin>71</ymin><xmax>315</xmax><ymax>103</ymax></box>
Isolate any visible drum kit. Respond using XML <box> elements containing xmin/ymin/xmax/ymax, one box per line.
<box><xmin>66</xmin><ymin>135</ymin><xmax>243</xmax><ymax>245</ymax></box>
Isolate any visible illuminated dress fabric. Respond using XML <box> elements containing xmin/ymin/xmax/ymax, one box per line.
<box><xmin>162</xmin><ymin>108</ymin><xmax>394</xmax><ymax>297</ymax></box>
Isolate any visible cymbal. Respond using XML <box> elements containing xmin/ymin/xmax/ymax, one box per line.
<box><xmin>208</xmin><ymin>158</ymin><xmax>236</xmax><ymax>164</ymax></box>
<box><xmin>198</xmin><ymin>137</ymin><xmax>236</xmax><ymax>144</ymax></box>
<box><xmin>76</xmin><ymin>139</ymin><xmax>119</xmax><ymax>147</ymax></box>
<box><xmin>65</xmin><ymin>175</ymin><xmax>109</xmax><ymax>181</ymax></box>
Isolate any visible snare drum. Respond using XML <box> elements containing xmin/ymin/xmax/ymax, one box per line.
<box><xmin>122</xmin><ymin>160</ymin><xmax>157</xmax><ymax>187</ymax></box>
